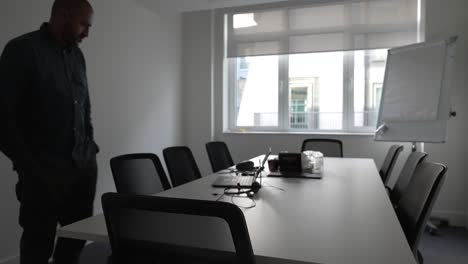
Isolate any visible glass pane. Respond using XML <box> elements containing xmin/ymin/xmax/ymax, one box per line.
<box><xmin>353</xmin><ymin>49</ymin><xmax>387</xmax><ymax>128</ymax></box>
<box><xmin>289</xmin><ymin>52</ymin><xmax>343</xmax><ymax>130</ymax></box>
<box><xmin>235</xmin><ymin>56</ymin><xmax>279</xmax><ymax>127</ymax></box>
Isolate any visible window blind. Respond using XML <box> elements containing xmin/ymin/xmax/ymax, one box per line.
<box><xmin>226</xmin><ymin>0</ymin><xmax>420</xmax><ymax>57</ymax></box>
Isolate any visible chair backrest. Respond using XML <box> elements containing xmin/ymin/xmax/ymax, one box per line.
<box><xmin>163</xmin><ymin>146</ymin><xmax>202</xmax><ymax>187</ymax></box>
<box><xmin>206</xmin><ymin>141</ymin><xmax>235</xmax><ymax>172</ymax></box>
<box><xmin>396</xmin><ymin>162</ymin><xmax>447</xmax><ymax>257</ymax></box>
<box><xmin>301</xmin><ymin>138</ymin><xmax>343</xmax><ymax>157</ymax></box>
<box><xmin>379</xmin><ymin>144</ymin><xmax>404</xmax><ymax>184</ymax></box>
<box><xmin>110</xmin><ymin>153</ymin><xmax>171</xmax><ymax>195</ymax></box>
<box><xmin>390</xmin><ymin>151</ymin><xmax>428</xmax><ymax>205</ymax></box>
<box><xmin>102</xmin><ymin>193</ymin><xmax>255</xmax><ymax>264</ymax></box>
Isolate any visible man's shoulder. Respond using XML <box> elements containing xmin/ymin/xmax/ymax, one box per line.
<box><xmin>4</xmin><ymin>29</ymin><xmax>41</xmax><ymax>52</ymax></box>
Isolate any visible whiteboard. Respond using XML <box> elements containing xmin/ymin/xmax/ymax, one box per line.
<box><xmin>375</xmin><ymin>37</ymin><xmax>457</xmax><ymax>143</ymax></box>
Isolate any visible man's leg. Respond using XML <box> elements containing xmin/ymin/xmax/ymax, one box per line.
<box><xmin>18</xmin><ymin>173</ymin><xmax>59</xmax><ymax>264</ymax></box>
<box><xmin>53</xmin><ymin>163</ymin><xmax>97</xmax><ymax>264</ymax></box>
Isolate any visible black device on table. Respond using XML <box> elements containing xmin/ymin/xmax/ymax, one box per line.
<box><xmin>235</xmin><ymin>161</ymin><xmax>255</xmax><ymax>172</ymax></box>
<box><xmin>268</xmin><ymin>153</ymin><xmax>322</xmax><ymax>179</ymax></box>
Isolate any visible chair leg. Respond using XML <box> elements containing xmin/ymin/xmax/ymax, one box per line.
<box><xmin>426</xmin><ymin>216</ymin><xmax>450</xmax><ymax>236</ymax></box>
<box><xmin>426</xmin><ymin>221</ymin><xmax>439</xmax><ymax>235</ymax></box>
<box><xmin>417</xmin><ymin>250</ymin><xmax>424</xmax><ymax>264</ymax></box>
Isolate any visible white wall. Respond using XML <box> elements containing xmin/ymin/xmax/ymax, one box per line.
<box><xmin>181</xmin><ymin>10</ymin><xmax>214</xmax><ymax>175</ymax></box>
<box><xmin>0</xmin><ymin>0</ymin><xmax>182</xmax><ymax>261</ymax></box>
<box><xmin>182</xmin><ymin>0</ymin><xmax>468</xmax><ymax>228</ymax></box>
<box><xmin>424</xmin><ymin>0</ymin><xmax>468</xmax><ymax>228</ymax></box>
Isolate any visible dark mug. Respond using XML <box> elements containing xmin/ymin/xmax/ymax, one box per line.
<box><xmin>268</xmin><ymin>159</ymin><xmax>279</xmax><ymax>172</ymax></box>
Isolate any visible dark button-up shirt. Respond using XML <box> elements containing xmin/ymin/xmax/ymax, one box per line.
<box><xmin>0</xmin><ymin>23</ymin><xmax>98</xmax><ymax>170</ymax></box>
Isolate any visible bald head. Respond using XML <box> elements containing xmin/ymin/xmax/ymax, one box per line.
<box><xmin>49</xmin><ymin>0</ymin><xmax>93</xmax><ymax>46</ymax></box>
<box><xmin>51</xmin><ymin>0</ymin><xmax>92</xmax><ymax>19</ymax></box>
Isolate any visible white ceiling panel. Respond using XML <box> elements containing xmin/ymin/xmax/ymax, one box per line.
<box><xmin>132</xmin><ymin>0</ymin><xmax>290</xmax><ymax>13</ymax></box>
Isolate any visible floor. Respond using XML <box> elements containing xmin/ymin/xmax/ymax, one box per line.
<box><xmin>3</xmin><ymin>227</ymin><xmax>468</xmax><ymax>264</ymax></box>
<box><xmin>419</xmin><ymin>226</ymin><xmax>468</xmax><ymax>264</ymax></box>
<box><xmin>77</xmin><ymin>227</ymin><xmax>468</xmax><ymax>264</ymax></box>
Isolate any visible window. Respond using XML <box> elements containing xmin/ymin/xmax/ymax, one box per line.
<box><xmin>229</xmin><ymin>50</ymin><xmax>387</xmax><ymax>132</ymax></box>
<box><xmin>224</xmin><ymin>0</ymin><xmax>421</xmax><ymax>133</ymax></box>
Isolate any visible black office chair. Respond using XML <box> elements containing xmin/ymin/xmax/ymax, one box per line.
<box><xmin>102</xmin><ymin>192</ymin><xmax>256</xmax><ymax>264</ymax></box>
<box><xmin>396</xmin><ymin>162</ymin><xmax>447</xmax><ymax>264</ymax></box>
<box><xmin>110</xmin><ymin>153</ymin><xmax>171</xmax><ymax>195</ymax></box>
<box><xmin>388</xmin><ymin>151</ymin><xmax>428</xmax><ymax>205</ymax></box>
<box><xmin>301</xmin><ymin>138</ymin><xmax>343</xmax><ymax>157</ymax></box>
<box><xmin>206</xmin><ymin>141</ymin><xmax>235</xmax><ymax>172</ymax></box>
<box><xmin>379</xmin><ymin>144</ymin><xmax>403</xmax><ymax>185</ymax></box>
<box><xmin>163</xmin><ymin>146</ymin><xmax>202</xmax><ymax>187</ymax></box>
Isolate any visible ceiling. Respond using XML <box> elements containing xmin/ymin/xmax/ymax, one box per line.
<box><xmin>132</xmin><ymin>0</ymin><xmax>289</xmax><ymax>13</ymax></box>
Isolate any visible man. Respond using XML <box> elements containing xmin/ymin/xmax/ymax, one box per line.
<box><xmin>0</xmin><ymin>1</ymin><xmax>98</xmax><ymax>263</ymax></box>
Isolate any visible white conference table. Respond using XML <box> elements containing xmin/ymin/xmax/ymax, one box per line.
<box><xmin>58</xmin><ymin>157</ymin><xmax>416</xmax><ymax>264</ymax></box>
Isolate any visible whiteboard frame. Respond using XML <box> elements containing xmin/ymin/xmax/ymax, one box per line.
<box><xmin>374</xmin><ymin>37</ymin><xmax>457</xmax><ymax>143</ymax></box>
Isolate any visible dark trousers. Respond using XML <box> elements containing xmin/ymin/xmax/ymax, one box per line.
<box><xmin>16</xmin><ymin>158</ymin><xmax>97</xmax><ymax>264</ymax></box>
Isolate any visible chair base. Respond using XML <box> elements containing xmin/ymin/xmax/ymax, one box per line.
<box><xmin>426</xmin><ymin>217</ymin><xmax>449</xmax><ymax>236</ymax></box>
